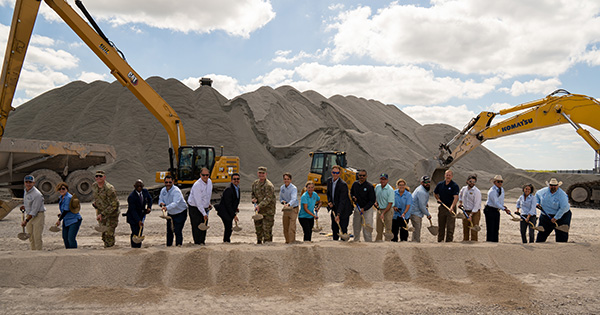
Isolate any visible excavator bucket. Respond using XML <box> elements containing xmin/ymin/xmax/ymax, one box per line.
<box><xmin>0</xmin><ymin>199</ymin><xmax>23</xmax><ymax>220</ymax></box>
<box><xmin>414</xmin><ymin>158</ymin><xmax>448</xmax><ymax>184</ymax></box>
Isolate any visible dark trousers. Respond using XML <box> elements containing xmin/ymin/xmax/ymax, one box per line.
<box><xmin>536</xmin><ymin>211</ymin><xmax>571</xmax><ymax>243</ymax></box>
<box><xmin>519</xmin><ymin>216</ymin><xmax>537</xmax><ymax>243</ymax></box>
<box><xmin>167</xmin><ymin>210</ymin><xmax>187</xmax><ymax>246</ymax></box>
<box><xmin>298</xmin><ymin>217</ymin><xmax>314</xmax><ymax>241</ymax></box>
<box><xmin>62</xmin><ymin>219</ymin><xmax>81</xmax><ymax>249</ymax></box>
<box><xmin>437</xmin><ymin>205</ymin><xmax>455</xmax><ymax>242</ymax></box>
<box><xmin>129</xmin><ymin>222</ymin><xmax>142</xmax><ymax>248</ymax></box>
<box><xmin>484</xmin><ymin>205</ymin><xmax>500</xmax><ymax>242</ymax></box>
<box><xmin>391</xmin><ymin>217</ymin><xmax>409</xmax><ymax>242</ymax></box>
<box><xmin>220</xmin><ymin>214</ymin><xmax>233</xmax><ymax>243</ymax></box>
<box><xmin>331</xmin><ymin>212</ymin><xmax>349</xmax><ymax>241</ymax></box>
<box><xmin>189</xmin><ymin>206</ymin><xmax>207</xmax><ymax>244</ymax></box>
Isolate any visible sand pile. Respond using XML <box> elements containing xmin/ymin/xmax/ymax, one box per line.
<box><xmin>4</xmin><ymin>77</ymin><xmax>595</xmax><ymax>192</ymax></box>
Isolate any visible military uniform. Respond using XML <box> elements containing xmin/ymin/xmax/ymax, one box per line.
<box><xmin>252</xmin><ymin>178</ymin><xmax>276</xmax><ymax>243</ymax></box>
<box><xmin>93</xmin><ymin>181</ymin><xmax>120</xmax><ymax>247</ymax></box>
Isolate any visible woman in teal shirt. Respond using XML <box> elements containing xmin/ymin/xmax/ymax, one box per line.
<box><xmin>299</xmin><ymin>181</ymin><xmax>321</xmax><ymax>242</ymax></box>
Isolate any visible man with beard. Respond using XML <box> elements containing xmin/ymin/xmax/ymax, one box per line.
<box><xmin>410</xmin><ymin>175</ymin><xmax>432</xmax><ymax>242</ymax></box>
<box><xmin>458</xmin><ymin>174</ymin><xmax>482</xmax><ymax>242</ymax></box>
<box><xmin>535</xmin><ymin>178</ymin><xmax>571</xmax><ymax>242</ymax></box>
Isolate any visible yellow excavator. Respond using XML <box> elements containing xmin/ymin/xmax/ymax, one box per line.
<box><xmin>1</xmin><ymin>0</ymin><xmax>239</xmax><ymax>201</ymax></box>
<box><xmin>416</xmin><ymin>89</ymin><xmax>600</xmax><ymax>209</ymax></box>
<box><xmin>307</xmin><ymin>151</ymin><xmax>357</xmax><ymax>203</ymax></box>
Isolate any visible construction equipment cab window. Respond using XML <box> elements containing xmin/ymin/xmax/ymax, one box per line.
<box><xmin>178</xmin><ymin>146</ymin><xmax>215</xmax><ymax>181</ymax></box>
<box><xmin>310</xmin><ymin>152</ymin><xmax>347</xmax><ymax>183</ymax></box>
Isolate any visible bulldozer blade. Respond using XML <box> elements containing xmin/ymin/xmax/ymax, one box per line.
<box><xmin>0</xmin><ymin>199</ymin><xmax>23</xmax><ymax>220</ymax></box>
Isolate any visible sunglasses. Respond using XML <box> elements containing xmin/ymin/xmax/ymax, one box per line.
<box><xmin>549</xmin><ymin>184</ymin><xmax>558</xmax><ymax>187</ymax></box>
<box><xmin>358</xmin><ymin>174</ymin><xmax>366</xmax><ymax>177</ymax></box>
<box><xmin>200</xmin><ymin>174</ymin><xmax>210</xmax><ymax>177</ymax></box>
<box><xmin>332</xmin><ymin>171</ymin><xmax>340</xmax><ymax>174</ymax></box>
<box><xmin>232</xmin><ymin>178</ymin><xmax>240</xmax><ymax>181</ymax></box>
<box><xmin>95</xmin><ymin>175</ymin><xmax>104</xmax><ymax>178</ymax></box>
<box><xmin>423</xmin><ymin>181</ymin><xmax>430</xmax><ymax>184</ymax></box>
<box><xmin>59</xmin><ymin>187</ymin><xmax>67</xmax><ymax>191</ymax></box>
<box><xmin>164</xmin><ymin>181</ymin><xmax>173</xmax><ymax>184</ymax></box>
<box><xmin>496</xmin><ymin>180</ymin><xmax>503</xmax><ymax>183</ymax></box>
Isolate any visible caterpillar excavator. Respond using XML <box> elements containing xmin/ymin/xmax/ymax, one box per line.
<box><xmin>416</xmin><ymin>89</ymin><xmax>600</xmax><ymax>209</ymax></box>
<box><xmin>307</xmin><ymin>151</ymin><xmax>357</xmax><ymax>203</ymax></box>
<box><xmin>0</xmin><ymin>0</ymin><xmax>239</xmax><ymax>211</ymax></box>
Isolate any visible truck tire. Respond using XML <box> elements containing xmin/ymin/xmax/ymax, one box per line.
<box><xmin>31</xmin><ymin>169</ymin><xmax>62</xmax><ymax>203</ymax></box>
<box><xmin>66</xmin><ymin>170</ymin><xmax>95</xmax><ymax>202</ymax></box>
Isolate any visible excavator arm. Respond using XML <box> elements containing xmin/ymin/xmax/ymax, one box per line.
<box><xmin>419</xmin><ymin>89</ymin><xmax>600</xmax><ymax>183</ymax></box>
<box><xmin>0</xmin><ymin>0</ymin><xmax>186</xmax><ymax>161</ymax></box>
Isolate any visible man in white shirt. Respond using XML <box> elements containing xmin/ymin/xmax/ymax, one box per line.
<box><xmin>458</xmin><ymin>174</ymin><xmax>482</xmax><ymax>242</ymax></box>
<box><xmin>279</xmin><ymin>172</ymin><xmax>299</xmax><ymax>244</ymax></box>
<box><xmin>188</xmin><ymin>167</ymin><xmax>213</xmax><ymax>245</ymax></box>
<box><xmin>20</xmin><ymin>174</ymin><xmax>46</xmax><ymax>250</ymax></box>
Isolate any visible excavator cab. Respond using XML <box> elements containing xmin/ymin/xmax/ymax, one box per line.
<box><xmin>177</xmin><ymin>146</ymin><xmax>215</xmax><ymax>182</ymax></box>
<box><xmin>308</xmin><ymin>151</ymin><xmax>357</xmax><ymax>203</ymax></box>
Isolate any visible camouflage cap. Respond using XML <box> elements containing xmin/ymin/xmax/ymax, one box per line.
<box><xmin>257</xmin><ymin>166</ymin><xmax>267</xmax><ymax>172</ymax></box>
<box><xmin>95</xmin><ymin>170</ymin><xmax>106</xmax><ymax>176</ymax></box>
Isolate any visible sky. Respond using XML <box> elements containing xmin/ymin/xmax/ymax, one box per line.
<box><xmin>1</xmin><ymin>0</ymin><xmax>600</xmax><ymax>171</ymax></box>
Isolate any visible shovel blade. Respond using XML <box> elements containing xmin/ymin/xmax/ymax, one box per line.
<box><xmin>17</xmin><ymin>232</ymin><xmax>30</xmax><ymax>240</ymax></box>
<box><xmin>132</xmin><ymin>236</ymin><xmax>144</xmax><ymax>244</ymax></box>
<box><xmin>198</xmin><ymin>223</ymin><xmax>209</xmax><ymax>231</ymax></box>
<box><xmin>456</xmin><ymin>212</ymin><xmax>466</xmax><ymax>219</ymax></box>
<box><xmin>469</xmin><ymin>225</ymin><xmax>481</xmax><ymax>232</ymax></box>
<box><xmin>340</xmin><ymin>233</ymin><xmax>350</xmax><ymax>241</ymax></box>
<box><xmin>427</xmin><ymin>226</ymin><xmax>439</xmax><ymax>236</ymax></box>
<box><xmin>49</xmin><ymin>225</ymin><xmax>61</xmax><ymax>232</ymax></box>
<box><xmin>534</xmin><ymin>226</ymin><xmax>545</xmax><ymax>232</ymax></box>
<box><xmin>252</xmin><ymin>214</ymin><xmax>264</xmax><ymax>221</ymax></box>
<box><xmin>93</xmin><ymin>225</ymin><xmax>108</xmax><ymax>233</ymax></box>
<box><xmin>556</xmin><ymin>225</ymin><xmax>570</xmax><ymax>233</ymax></box>
<box><xmin>233</xmin><ymin>226</ymin><xmax>242</xmax><ymax>232</ymax></box>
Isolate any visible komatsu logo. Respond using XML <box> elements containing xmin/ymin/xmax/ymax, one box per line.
<box><xmin>501</xmin><ymin>118</ymin><xmax>533</xmax><ymax>132</ymax></box>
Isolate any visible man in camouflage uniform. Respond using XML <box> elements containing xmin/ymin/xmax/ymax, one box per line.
<box><xmin>93</xmin><ymin>170</ymin><xmax>120</xmax><ymax>247</ymax></box>
<box><xmin>251</xmin><ymin>166</ymin><xmax>276</xmax><ymax>244</ymax></box>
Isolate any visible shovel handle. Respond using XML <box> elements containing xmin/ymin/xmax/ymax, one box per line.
<box><xmin>538</xmin><ymin>206</ymin><xmax>561</xmax><ymax>227</ymax></box>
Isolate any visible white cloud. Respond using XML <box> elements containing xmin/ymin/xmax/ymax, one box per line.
<box><xmin>400</xmin><ymin>104</ymin><xmax>476</xmax><ymax>128</ymax></box>
<box><xmin>253</xmin><ymin>62</ymin><xmax>500</xmax><ymax>106</ymax></box>
<box><xmin>19</xmin><ymin>65</ymin><xmax>70</xmax><ymax>97</ymax></box>
<box><xmin>78</xmin><ymin>71</ymin><xmax>108</xmax><ymax>83</ymax></box>
<box><xmin>327</xmin><ymin>0</ymin><xmax>600</xmax><ymax>77</ymax></box>
<box><xmin>487</xmin><ymin>102</ymin><xmax>512</xmax><ymax>112</ymax></box>
<box><xmin>499</xmin><ymin>78</ymin><xmax>561</xmax><ymax>96</ymax></box>
<box><xmin>76</xmin><ymin>0</ymin><xmax>276</xmax><ymax>38</ymax></box>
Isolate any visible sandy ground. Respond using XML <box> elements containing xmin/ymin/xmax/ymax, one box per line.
<box><xmin>1</xmin><ymin>192</ymin><xmax>599</xmax><ymax>314</ymax></box>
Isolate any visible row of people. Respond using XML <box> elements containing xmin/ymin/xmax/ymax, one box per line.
<box><xmin>17</xmin><ymin>165</ymin><xmax>572</xmax><ymax>250</ymax></box>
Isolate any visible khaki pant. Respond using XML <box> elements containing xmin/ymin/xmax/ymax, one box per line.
<box><xmin>375</xmin><ymin>209</ymin><xmax>393</xmax><ymax>241</ymax></box>
<box><xmin>352</xmin><ymin>206</ymin><xmax>373</xmax><ymax>242</ymax></box>
<box><xmin>462</xmin><ymin>210</ymin><xmax>481</xmax><ymax>241</ymax></box>
<box><xmin>26</xmin><ymin>211</ymin><xmax>45</xmax><ymax>250</ymax></box>
<box><xmin>410</xmin><ymin>214</ymin><xmax>423</xmax><ymax>242</ymax></box>
<box><xmin>282</xmin><ymin>206</ymin><xmax>298</xmax><ymax>243</ymax></box>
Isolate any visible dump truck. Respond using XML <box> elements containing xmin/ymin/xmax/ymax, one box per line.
<box><xmin>0</xmin><ymin>138</ymin><xmax>116</xmax><ymax>219</ymax></box>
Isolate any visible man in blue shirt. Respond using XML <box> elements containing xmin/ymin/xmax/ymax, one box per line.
<box><xmin>535</xmin><ymin>178</ymin><xmax>571</xmax><ymax>242</ymax></box>
<box><xmin>411</xmin><ymin>175</ymin><xmax>432</xmax><ymax>242</ymax></box>
<box><xmin>159</xmin><ymin>175</ymin><xmax>188</xmax><ymax>246</ymax></box>
<box><xmin>433</xmin><ymin>170</ymin><xmax>459</xmax><ymax>242</ymax></box>
<box><xmin>280</xmin><ymin>172</ymin><xmax>299</xmax><ymax>244</ymax></box>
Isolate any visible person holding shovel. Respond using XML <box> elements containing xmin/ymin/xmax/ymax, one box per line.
<box><xmin>433</xmin><ymin>169</ymin><xmax>460</xmax><ymax>242</ymax></box>
<box><xmin>535</xmin><ymin>178</ymin><xmax>571</xmax><ymax>243</ymax></box>
<box><xmin>299</xmin><ymin>181</ymin><xmax>320</xmax><ymax>242</ymax></box>
<box><xmin>326</xmin><ymin>165</ymin><xmax>353</xmax><ymax>241</ymax></box>
<box><xmin>458</xmin><ymin>174</ymin><xmax>482</xmax><ymax>242</ymax></box>
<box><xmin>350</xmin><ymin>169</ymin><xmax>376</xmax><ymax>242</ymax></box>
<box><xmin>483</xmin><ymin>175</ymin><xmax>511</xmax><ymax>242</ymax></box>
<box><xmin>216</xmin><ymin>173</ymin><xmax>241</xmax><ymax>243</ymax></box>
<box><xmin>391</xmin><ymin>179</ymin><xmax>412</xmax><ymax>242</ymax></box>
<box><xmin>92</xmin><ymin>170</ymin><xmax>120</xmax><ymax>248</ymax></box>
<box><xmin>126</xmin><ymin>179</ymin><xmax>152</xmax><ymax>248</ymax></box>
<box><xmin>515</xmin><ymin>184</ymin><xmax>537</xmax><ymax>243</ymax></box>
<box><xmin>188</xmin><ymin>167</ymin><xmax>213</xmax><ymax>245</ymax></box>
<box><xmin>279</xmin><ymin>172</ymin><xmax>299</xmax><ymax>244</ymax></box>
<box><xmin>252</xmin><ymin>166</ymin><xmax>276</xmax><ymax>244</ymax></box>
<box><xmin>159</xmin><ymin>175</ymin><xmax>188</xmax><ymax>246</ymax></box>
<box><xmin>20</xmin><ymin>174</ymin><xmax>46</xmax><ymax>250</ymax></box>
<box><xmin>410</xmin><ymin>175</ymin><xmax>432</xmax><ymax>242</ymax></box>
<box><xmin>374</xmin><ymin>173</ymin><xmax>395</xmax><ymax>241</ymax></box>
<box><xmin>55</xmin><ymin>182</ymin><xmax>82</xmax><ymax>249</ymax></box>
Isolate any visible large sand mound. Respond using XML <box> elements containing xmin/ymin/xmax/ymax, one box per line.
<box><xmin>7</xmin><ymin>77</ymin><xmax>588</xmax><ymax>192</ymax></box>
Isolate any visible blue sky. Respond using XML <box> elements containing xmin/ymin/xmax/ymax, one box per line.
<box><xmin>2</xmin><ymin>0</ymin><xmax>600</xmax><ymax>170</ymax></box>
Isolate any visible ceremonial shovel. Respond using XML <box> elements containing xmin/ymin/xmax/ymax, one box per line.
<box><xmin>312</xmin><ymin>203</ymin><xmax>323</xmax><ymax>232</ymax></box>
<box><xmin>252</xmin><ymin>203</ymin><xmax>263</xmax><ymax>221</ymax></box>
<box><xmin>402</xmin><ymin>217</ymin><xmax>414</xmax><ymax>232</ymax></box>
<box><xmin>49</xmin><ymin>223</ymin><xmax>61</xmax><ymax>232</ymax></box>
<box><xmin>458</xmin><ymin>205</ymin><xmax>480</xmax><ymax>232</ymax></box>
<box><xmin>198</xmin><ymin>216</ymin><xmax>209</xmax><ymax>231</ymax></box>
<box><xmin>438</xmin><ymin>201</ymin><xmax>459</xmax><ymax>218</ymax></box>
<box><xmin>132</xmin><ymin>219</ymin><xmax>145</xmax><ymax>244</ymax></box>
<box><xmin>233</xmin><ymin>220</ymin><xmax>242</xmax><ymax>232</ymax></box>
<box><xmin>427</xmin><ymin>217</ymin><xmax>438</xmax><ymax>236</ymax></box>
<box><xmin>518</xmin><ymin>213</ymin><xmax>545</xmax><ymax>232</ymax></box>
<box><xmin>159</xmin><ymin>209</ymin><xmax>175</xmax><ymax>231</ymax></box>
<box><xmin>357</xmin><ymin>204</ymin><xmax>373</xmax><ymax>233</ymax></box>
<box><xmin>505</xmin><ymin>209</ymin><xmax>522</xmax><ymax>222</ymax></box>
<box><xmin>17</xmin><ymin>211</ymin><xmax>30</xmax><ymax>241</ymax></box>
<box><xmin>537</xmin><ymin>205</ymin><xmax>569</xmax><ymax>233</ymax></box>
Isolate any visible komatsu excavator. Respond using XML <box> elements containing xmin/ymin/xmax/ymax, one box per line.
<box><xmin>1</xmin><ymin>0</ymin><xmax>240</xmax><ymax>205</ymax></box>
<box><xmin>416</xmin><ymin>89</ymin><xmax>600</xmax><ymax>209</ymax></box>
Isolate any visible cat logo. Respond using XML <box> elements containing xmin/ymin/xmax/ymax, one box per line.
<box><xmin>127</xmin><ymin>72</ymin><xmax>139</xmax><ymax>86</ymax></box>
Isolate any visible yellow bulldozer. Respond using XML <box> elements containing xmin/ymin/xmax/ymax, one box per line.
<box><xmin>307</xmin><ymin>151</ymin><xmax>357</xmax><ymax>203</ymax></box>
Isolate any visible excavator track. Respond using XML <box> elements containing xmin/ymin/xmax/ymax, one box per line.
<box><xmin>567</xmin><ymin>180</ymin><xmax>600</xmax><ymax>210</ymax></box>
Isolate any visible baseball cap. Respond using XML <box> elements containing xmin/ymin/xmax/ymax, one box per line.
<box><xmin>379</xmin><ymin>173</ymin><xmax>388</xmax><ymax>179</ymax></box>
<box><xmin>24</xmin><ymin>174</ymin><xmax>34</xmax><ymax>182</ymax></box>
<box><xmin>420</xmin><ymin>175</ymin><xmax>430</xmax><ymax>182</ymax></box>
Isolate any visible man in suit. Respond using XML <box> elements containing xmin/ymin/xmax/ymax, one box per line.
<box><xmin>126</xmin><ymin>179</ymin><xmax>152</xmax><ymax>248</ymax></box>
<box><xmin>326</xmin><ymin>165</ymin><xmax>353</xmax><ymax>240</ymax></box>
<box><xmin>216</xmin><ymin>173</ymin><xmax>241</xmax><ymax>243</ymax></box>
